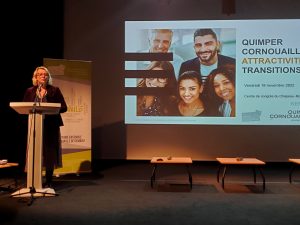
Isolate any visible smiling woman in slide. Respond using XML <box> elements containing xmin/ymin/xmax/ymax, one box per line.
<box><xmin>176</xmin><ymin>70</ymin><xmax>208</xmax><ymax>117</ymax></box>
<box><xmin>136</xmin><ymin>61</ymin><xmax>177</xmax><ymax>116</ymax></box>
<box><xmin>204</xmin><ymin>64</ymin><xmax>236</xmax><ymax>117</ymax></box>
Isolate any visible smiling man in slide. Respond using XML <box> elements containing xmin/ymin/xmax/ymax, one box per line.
<box><xmin>179</xmin><ymin>28</ymin><xmax>235</xmax><ymax>85</ymax></box>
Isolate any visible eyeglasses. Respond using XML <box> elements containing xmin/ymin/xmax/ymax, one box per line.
<box><xmin>147</xmin><ymin>78</ymin><xmax>168</xmax><ymax>83</ymax></box>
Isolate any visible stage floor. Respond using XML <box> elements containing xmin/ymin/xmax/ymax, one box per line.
<box><xmin>1</xmin><ymin>160</ymin><xmax>300</xmax><ymax>225</ymax></box>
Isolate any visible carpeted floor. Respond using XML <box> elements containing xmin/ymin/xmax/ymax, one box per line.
<box><xmin>1</xmin><ymin>161</ymin><xmax>300</xmax><ymax>225</ymax></box>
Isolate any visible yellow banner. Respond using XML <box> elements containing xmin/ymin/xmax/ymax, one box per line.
<box><xmin>44</xmin><ymin>58</ymin><xmax>92</xmax><ymax>174</ymax></box>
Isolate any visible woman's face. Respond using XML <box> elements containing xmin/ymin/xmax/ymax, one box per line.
<box><xmin>179</xmin><ymin>78</ymin><xmax>203</xmax><ymax>104</ymax></box>
<box><xmin>213</xmin><ymin>74</ymin><xmax>235</xmax><ymax>101</ymax></box>
<box><xmin>36</xmin><ymin>68</ymin><xmax>49</xmax><ymax>86</ymax></box>
<box><xmin>145</xmin><ymin>67</ymin><xmax>167</xmax><ymax>87</ymax></box>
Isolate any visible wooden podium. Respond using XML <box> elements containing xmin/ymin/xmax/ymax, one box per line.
<box><xmin>9</xmin><ymin>102</ymin><xmax>61</xmax><ymax>198</ymax></box>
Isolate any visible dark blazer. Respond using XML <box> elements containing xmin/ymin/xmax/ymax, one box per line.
<box><xmin>179</xmin><ymin>54</ymin><xmax>236</xmax><ymax>77</ymax></box>
<box><xmin>23</xmin><ymin>84</ymin><xmax>67</xmax><ymax>169</ymax></box>
<box><xmin>23</xmin><ymin>85</ymin><xmax>67</xmax><ymax>127</ymax></box>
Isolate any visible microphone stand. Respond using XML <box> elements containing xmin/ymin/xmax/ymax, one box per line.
<box><xmin>26</xmin><ymin>89</ymin><xmax>40</xmax><ymax>205</ymax></box>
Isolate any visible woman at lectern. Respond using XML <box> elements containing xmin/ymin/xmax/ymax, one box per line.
<box><xmin>203</xmin><ymin>64</ymin><xmax>236</xmax><ymax>117</ymax></box>
<box><xmin>23</xmin><ymin>66</ymin><xmax>67</xmax><ymax>188</ymax></box>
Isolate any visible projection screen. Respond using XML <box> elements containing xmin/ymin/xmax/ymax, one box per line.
<box><xmin>124</xmin><ymin>19</ymin><xmax>300</xmax><ymax>126</ymax></box>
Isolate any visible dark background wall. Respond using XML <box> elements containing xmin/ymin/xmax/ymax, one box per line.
<box><xmin>63</xmin><ymin>0</ymin><xmax>300</xmax><ymax>161</ymax></box>
<box><xmin>2</xmin><ymin>1</ymin><xmax>64</xmax><ymax>169</ymax></box>
<box><xmin>2</xmin><ymin>1</ymin><xmax>300</xmax><ymax>170</ymax></box>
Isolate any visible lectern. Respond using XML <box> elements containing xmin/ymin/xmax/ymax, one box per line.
<box><xmin>9</xmin><ymin>102</ymin><xmax>61</xmax><ymax>198</ymax></box>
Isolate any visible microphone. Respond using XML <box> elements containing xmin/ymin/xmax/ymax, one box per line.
<box><xmin>37</xmin><ymin>84</ymin><xmax>43</xmax><ymax>104</ymax></box>
<box><xmin>33</xmin><ymin>84</ymin><xmax>42</xmax><ymax>107</ymax></box>
<box><xmin>37</xmin><ymin>83</ymin><xmax>42</xmax><ymax>92</ymax></box>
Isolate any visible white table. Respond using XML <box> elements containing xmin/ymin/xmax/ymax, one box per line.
<box><xmin>150</xmin><ymin>157</ymin><xmax>193</xmax><ymax>189</ymax></box>
<box><xmin>0</xmin><ymin>162</ymin><xmax>19</xmax><ymax>192</ymax></box>
<box><xmin>216</xmin><ymin>157</ymin><xmax>266</xmax><ymax>192</ymax></box>
<box><xmin>288</xmin><ymin>158</ymin><xmax>300</xmax><ymax>183</ymax></box>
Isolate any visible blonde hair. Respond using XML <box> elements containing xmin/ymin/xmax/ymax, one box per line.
<box><xmin>32</xmin><ymin>66</ymin><xmax>53</xmax><ymax>86</ymax></box>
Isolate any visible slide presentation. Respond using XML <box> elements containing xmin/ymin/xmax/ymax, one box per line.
<box><xmin>124</xmin><ymin>19</ymin><xmax>300</xmax><ymax>125</ymax></box>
